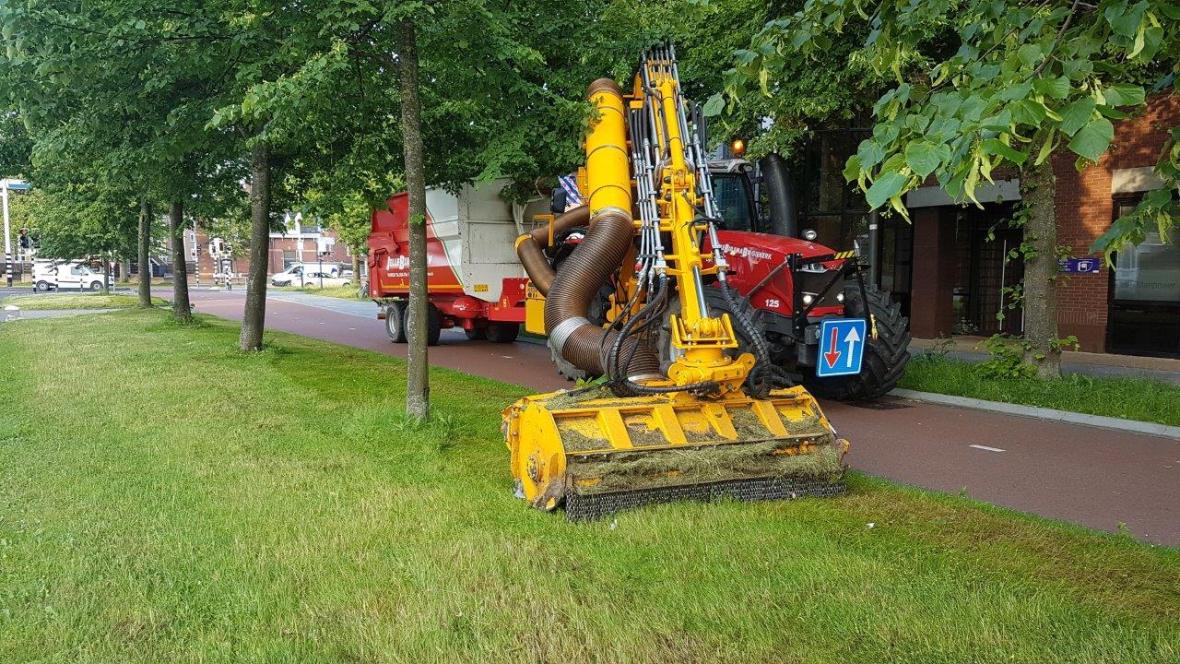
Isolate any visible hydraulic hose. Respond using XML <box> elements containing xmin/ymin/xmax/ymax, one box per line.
<box><xmin>514</xmin><ymin>204</ymin><xmax>590</xmax><ymax>296</ymax></box>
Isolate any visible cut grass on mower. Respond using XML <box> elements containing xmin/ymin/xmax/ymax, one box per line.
<box><xmin>0</xmin><ymin>309</ymin><xmax>1176</xmax><ymax>663</ymax></box>
<box><xmin>1</xmin><ymin>293</ymin><xmax>166</xmax><ymax>310</ymax></box>
<box><xmin>900</xmin><ymin>354</ymin><xmax>1180</xmax><ymax>427</ymax></box>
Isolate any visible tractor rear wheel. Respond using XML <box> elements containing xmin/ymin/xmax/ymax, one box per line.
<box><xmin>804</xmin><ymin>283</ymin><xmax>910</xmax><ymax>401</ymax></box>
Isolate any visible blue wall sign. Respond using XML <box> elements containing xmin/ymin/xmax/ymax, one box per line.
<box><xmin>817</xmin><ymin>318</ymin><xmax>867</xmax><ymax>378</ymax></box>
<box><xmin>1058</xmin><ymin>258</ymin><xmax>1102</xmax><ymax>274</ymax></box>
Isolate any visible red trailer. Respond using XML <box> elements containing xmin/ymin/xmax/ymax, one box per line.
<box><xmin>369</xmin><ymin>182</ymin><xmax>531</xmax><ymax>345</ymax></box>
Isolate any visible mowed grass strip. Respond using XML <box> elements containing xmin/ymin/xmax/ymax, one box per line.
<box><xmin>900</xmin><ymin>355</ymin><xmax>1180</xmax><ymax>427</ymax></box>
<box><xmin>0</xmin><ymin>310</ymin><xmax>1176</xmax><ymax>663</ymax></box>
<box><xmin>2</xmin><ymin>294</ymin><xmax>167</xmax><ymax>310</ymax></box>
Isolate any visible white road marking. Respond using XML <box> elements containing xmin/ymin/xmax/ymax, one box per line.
<box><xmin>500</xmin><ymin>355</ymin><xmax>513</xmax><ymax>359</ymax></box>
<box><xmin>969</xmin><ymin>444</ymin><xmax>1006</xmax><ymax>453</ymax></box>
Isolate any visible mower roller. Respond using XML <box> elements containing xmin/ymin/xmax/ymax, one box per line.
<box><xmin>504</xmin><ymin>47</ymin><xmax>848</xmax><ymax>520</ymax></box>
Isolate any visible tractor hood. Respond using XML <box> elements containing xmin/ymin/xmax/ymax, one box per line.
<box><xmin>711</xmin><ymin>230</ymin><xmax>839</xmax><ymax>266</ymax></box>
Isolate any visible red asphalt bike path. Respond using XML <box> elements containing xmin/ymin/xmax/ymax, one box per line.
<box><xmin>177</xmin><ymin>288</ymin><xmax>1179</xmax><ymax>547</ymax></box>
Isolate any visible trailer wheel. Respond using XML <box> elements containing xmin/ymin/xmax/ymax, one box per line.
<box><xmin>486</xmin><ymin>322</ymin><xmax>519</xmax><ymax>344</ymax></box>
<box><xmin>464</xmin><ymin>326</ymin><xmax>486</xmax><ymax>340</ymax></box>
<box><xmin>385</xmin><ymin>302</ymin><xmax>407</xmax><ymax>343</ymax></box>
<box><xmin>804</xmin><ymin>284</ymin><xmax>910</xmax><ymax>401</ymax></box>
<box><xmin>426</xmin><ymin>304</ymin><xmax>442</xmax><ymax>346</ymax></box>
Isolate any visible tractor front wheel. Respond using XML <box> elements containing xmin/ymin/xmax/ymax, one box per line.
<box><xmin>805</xmin><ymin>284</ymin><xmax>910</xmax><ymax>401</ymax></box>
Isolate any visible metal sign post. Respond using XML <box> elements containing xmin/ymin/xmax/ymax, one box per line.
<box><xmin>2</xmin><ymin>180</ymin><xmax>11</xmax><ymax>287</ymax></box>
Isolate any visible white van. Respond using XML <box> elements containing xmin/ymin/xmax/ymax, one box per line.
<box><xmin>33</xmin><ymin>260</ymin><xmax>115</xmax><ymax>292</ymax></box>
<box><xmin>271</xmin><ymin>262</ymin><xmax>345</xmax><ymax>287</ymax></box>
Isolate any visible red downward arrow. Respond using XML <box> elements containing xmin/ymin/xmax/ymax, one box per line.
<box><xmin>823</xmin><ymin>326</ymin><xmax>842</xmax><ymax>368</ymax></box>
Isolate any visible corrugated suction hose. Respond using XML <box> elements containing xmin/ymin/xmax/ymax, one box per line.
<box><xmin>514</xmin><ymin>205</ymin><xmax>590</xmax><ymax>296</ymax></box>
<box><xmin>544</xmin><ymin>207</ymin><xmax>660</xmax><ymax>378</ymax></box>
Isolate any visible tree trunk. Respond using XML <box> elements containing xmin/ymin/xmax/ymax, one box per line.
<box><xmin>169</xmin><ymin>201</ymin><xmax>193</xmax><ymax>323</ymax></box>
<box><xmin>399</xmin><ymin>18</ymin><xmax>430</xmax><ymax>420</ymax></box>
<box><xmin>102</xmin><ymin>256</ymin><xmax>111</xmax><ymax>295</ymax></box>
<box><xmin>351</xmin><ymin>251</ymin><xmax>362</xmax><ymax>298</ymax></box>
<box><xmin>138</xmin><ymin>199</ymin><xmax>153</xmax><ymax>307</ymax></box>
<box><xmin>121</xmin><ymin>259</ymin><xmax>131</xmax><ymax>283</ymax></box>
<box><xmin>240</xmin><ymin>141</ymin><xmax>271</xmax><ymax>351</ymax></box>
<box><xmin>1020</xmin><ymin>162</ymin><xmax>1061</xmax><ymax>379</ymax></box>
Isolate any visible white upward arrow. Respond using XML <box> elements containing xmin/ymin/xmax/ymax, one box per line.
<box><xmin>843</xmin><ymin>326</ymin><xmax>862</xmax><ymax>368</ymax></box>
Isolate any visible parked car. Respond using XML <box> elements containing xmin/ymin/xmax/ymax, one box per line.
<box><xmin>33</xmin><ymin>260</ymin><xmax>115</xmax><ymax>292</ymax></box>
<box><xmin>271</xmin><ymin>262</ymin><xmax>345</xmax><ymax>287</ymax></box>
<box><xmin>300</xmin><ymin>271</ymin><xmax>352</xmax><ymax>289</ymax></box>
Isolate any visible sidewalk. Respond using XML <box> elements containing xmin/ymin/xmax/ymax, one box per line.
<box><xmin>911</xmin><ymin>336</ymin><xmax>1180</xmax><ymax>385</ymax></box>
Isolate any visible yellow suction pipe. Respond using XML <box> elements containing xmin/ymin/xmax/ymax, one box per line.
<box><xmin>585</xmin><ymin>79</ymin><xmax>633</xmax><ymax>217</ymax></box>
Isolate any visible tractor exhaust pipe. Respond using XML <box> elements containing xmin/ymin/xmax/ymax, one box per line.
<box><xmin>759</xmin><ymin>153</ymin><xmax>797</xmax><ymax>238</ymax></box>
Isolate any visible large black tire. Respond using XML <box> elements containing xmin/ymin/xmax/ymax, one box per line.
<box><xmin>486</xmin><ymin>322</ymin><xmax>519</xmax><ymax>344</ymax></box>
<box><xmin>805</xmin><ymin>284</ymin><xmax>910</xmax><ymax>401</ymax></box>
<box><xmin>426</xmin><ymin>303</ymin><xmax>442</xmax><ymax>346</ymax></box>
<box><xmin>464</xmin><ymin>326</ymin><xmax>486</xmax><ymax>341</ymax></box>
<box><xmin>385</xmin><ymin>301</ymin><xmax>407</xmax><ymax>343</ymax></box>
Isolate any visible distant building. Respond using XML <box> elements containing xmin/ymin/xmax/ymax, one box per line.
<box><xmin>190</xmin><ymin>211</ymin><xmax>354</xmax><ymax>280</ymax></box>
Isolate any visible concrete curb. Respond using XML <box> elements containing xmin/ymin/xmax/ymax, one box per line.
<box><xmin>890</xmin><ymin>389</ymin><xmax>1180</xmax><ymax>440</ymax></box>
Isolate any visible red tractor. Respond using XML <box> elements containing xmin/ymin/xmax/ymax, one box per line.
<box><xmin>542</xmin><ymin>154</ymin><xmax>910</xmax><ymax>401</ymax></box>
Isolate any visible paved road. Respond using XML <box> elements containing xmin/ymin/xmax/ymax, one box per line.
<box><xmin>178</xmin><ymin>287</ymin><xmax>1179</xmax><ymax>546</ymax></box>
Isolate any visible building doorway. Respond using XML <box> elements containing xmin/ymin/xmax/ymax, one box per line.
<box><xmin>950</xmin><ymin>204</ymin><xmax>1023</xmax><ymax>336</ymax></box>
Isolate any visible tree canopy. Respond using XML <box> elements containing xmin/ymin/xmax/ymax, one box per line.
<box><xmin>715</xmin><ymin>0</ymin><xmax>1179</xmax><ymax>256</ymax></box>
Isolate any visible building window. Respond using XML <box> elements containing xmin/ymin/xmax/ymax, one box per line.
<box><xmin>1108</xmin><ymin>195</ymin><xmax>1180</xmax><ymax>357</ymax></box>
<box><xmin>796</xmin><ymin>128</ymin><xmax>871</xmax><ymax>251</ymax></box>
<box><xmin>282</xmin><ymin>250</ymin><xmax>298</xmax><ymax>269</ymax></box>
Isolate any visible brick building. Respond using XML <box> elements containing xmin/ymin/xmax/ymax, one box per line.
<box><xmin>188</xmin><ymin>212</ymin><xmax>355</xmax><ymax>282</ymax></box>
<box><xmin>799</xmin><ymin>94</ymin><xmax>1179</xmax><ymax>358</ymax></box>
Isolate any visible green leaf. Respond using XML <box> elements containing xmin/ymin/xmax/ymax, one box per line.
<box><xmin>1058</xmin><ymin>98</ymin><xmax>1096</xmax><ymax>136</ymax></box>
<box><xmin>981</xmin><ymin>139</ymin><xmax>1027</xmax><ymax>166</ymax></box>
<box><xmin>702</xmin><ymin>93</ymin><xmax>725</xmax><ymax>117</ymax></box>
<box><xmin>1017</xmin><ymin>44</ymin><xmax>1041</xmax><ymax>67</ymax></box>
<box><xmin>998</xmin><ymin>82</ymin><xmax>1032</xmax><ymax>102</ymax></box>
<box><xmin>865</xmin><ymin>171</ymin><xmax>907</xmax><ymax>209</ymax></box>
<box><xmin>1103</xmin><ymin>83</ymin><xmax>1145</xmax><ymax>107</ymax></box>
<box><xmin>904</xmin><ymin>141</ymin><xmax>941</xmax><ymax>178</ymax></box>
<box><xmin>1032</xmin><ymin>76</ymin><xmax>1070</xmax><ymax>100</ymax></box>
<box><xmin>1068</xmin><ymin>117</ymin><xmax>1114</xmax><ymax>162</ymax></box>
<box><xmin>856</xmin><ymin>139</ymin><xmax>886</xmax><ymax>170</ymax></box>
<box><xmin>843</xmin><ymin>155</ymin><xmax>863</xmax><ymax>183</ymax></box>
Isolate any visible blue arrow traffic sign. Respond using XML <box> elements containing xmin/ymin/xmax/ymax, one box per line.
<box><xmin>816</xmin><ymin>318</ymin><xmax>867</xmax><ymax>378</ymax></box>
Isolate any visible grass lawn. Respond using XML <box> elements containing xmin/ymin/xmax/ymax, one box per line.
<box><xmin>272</xmin><ymin>285</ymin><xmax>366</xmax><ymax>300</ymax></box>
<box><xmin>300</xmin><ymin>284</ymin><xmax>366</xmax><ymax>300</ymax></box>
<box><xmin>899</xmin><ymin>355</ymin><xmax>1180</xmax><ymax>427</ymax></box>
<box><xmin>1</xmin><ymin>310</ymin><xmax>1177</xmax><ymax>663</ymax></box>
<box><xmin>1</xmin><ymin>294</ymin><xmax>168</xmax><ymax>310</ymax></box>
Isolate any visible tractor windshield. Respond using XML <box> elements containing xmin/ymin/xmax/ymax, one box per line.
<box><xmin>711</xmin><ymin>173</ymin><xmax>755</xmax><ymax>232</ymax></box>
